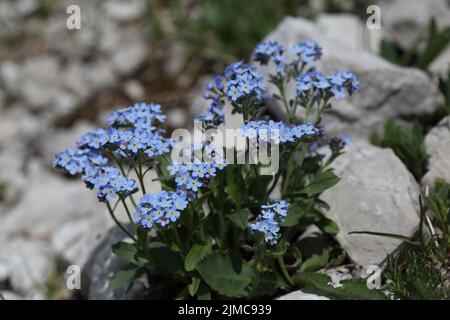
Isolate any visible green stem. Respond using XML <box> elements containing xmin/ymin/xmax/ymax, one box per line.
<box><xmin>243</xmin><ymin>104</ymin><xmax>249</xmax><ymax>123</ymax></box>
<box><xmin>278</xmin><ymin>78</ymin><xmax>293</xmax><ymax>124</ymax></box>
<box><xmin>111</xmin><ymin>152</ymin><xmax>137</xmax><ymax>207</ymax></box>
<box><xmin>129</xmin><ymin>156</ymin><xmax>146</xmax><ymax>195</ymax></box>
<box><xmin>298</xmin><ymin>143</ymin><xmax>308</xmax><ymax>169</ymax></box>
<box><xmin>267</xmin><ymin>172</ymin><xmax>281</xmax><ymax>197</ymax></box>
<box><xmin>172</xmin><ymin>226</ymin><xmax>185</xmax><ymax>255</ymax></box>
<box><xmin>305</xmin><ymin>103</ymin><xmax>312</xmax><ymax>123</ymax></box>
<box><xmin>277</xmin><ymin>256</ymin><xmax>293</xmax><ymax>285</ymax></box>
<box><xmin>314</xmin><ymin>97</ymin><xmax>329</xmax><ymax>125</ymax></box>
<box><xmin>138</xmin><ymin>151</ymin><xmax>147</xmax><ymax>194</ymax></box>
<box><xmin>120</xmin><ymin>197</ymin><xmax>135</xmax><ymax>226</ymax></box>
<box><xmin>106</xmin><ymin>201</ymin><xmax>136</xmax><ymax>241</ymax></box>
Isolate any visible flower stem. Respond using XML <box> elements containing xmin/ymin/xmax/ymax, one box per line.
<box><xmin>120</xmin><ymin>197</ymin><xmax>135</xmax><ymax>226</ymax></box>
<box><xmin>138</xmin><ymin>151</ymin><xmax>147</xmax><ymax>194</ymax></box>
<box><xmin>267</xmin><ymin>172</ymin><xmax>281</xmax><ymax>197</ymax></box>
<box><xmin>111</xmin><ymin>152</ymin><xmax>137</xmax><ymax>207</ymax></box>
<box><xmin>277</xmin><ymin>256</ymin><xmax>293</xmax><ymax>285</ymax></box>
<box><xmin>106</xmin><ymin>201</ymin><xmax>136</xmax><ymax>241</ymax></box>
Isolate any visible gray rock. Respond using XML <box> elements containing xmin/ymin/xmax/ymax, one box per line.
<box><xmin>167</xmin><ymin>108</ymin><xmax>187</xmax><ymax>128</ymax></box>
<box><xmin>123</xmin><ymin>80</ymin><xmax>145</xmax><ymax>101</ymax></box>
<box><xmin>51</xmin><ymin>213</ymin><xmax>113</xmax><ymax>268</ymax></box>
<box><xmin>38</xmin><ymin>121</ymin><xmax>96</xmax><ymax>164</ymax></box>
<box><xmin>111</xmin><ymin>39</ymin><xmax>148</xmax><ymax>76</ymax></box>
<box><xmin>2</xmin><ymin>0</ymin><xmax>149</xmax><ymax>119</ymax></box>
<box><xmin>0</xmin><ymin>238</ymin><xmax>55</xmax><ymax>295</ymax></box>
<box><xmin>0</xmin><ymin>160</ymin><xmax>101</xmax><ymax>238</ymax></box>
<box><xmin>0</xmin><ymin>291</ymin><xmax>24</xmax><ymax>300</ymax></box>
<box><xmin>0</xmin><ymin>0</ymin><xmax>39</xmax><ymax>40</ymax></box>
<box><xmin>104</xmin><ymin>0</ymin><xmax>146</xmax><ymax>22</ymax></box>
<box><xmin>165</xmin><ymin>42</ymin><xmax>188</xmax><ymax>77</ymax></box>
<box><xmin>0</xmin><ymin>108</ymin><xmax>43</xmax><ymax>206</ymax></box>
<box><xmin>0</xmin><ymin>151</ymin><xmax>27</xmax><ymax>208</ymax></box>
<box><xmin>1</xmin><ymin>57</ymin><xmax>61</xmax><ymax>109</ymax></box>
<box><xmin>422</xmin><ymin>117</ymin><xmax>450</xmax><ymax>187</ymax></box>
<box><xmin>43</xmin><ymin>1</ymin><xmax>100</xmax><ymax>58</ymax></box>
<box><xmin>316</xmin><ymin>13</ymin><xmax>384</xmax><ymax>54</ymax></box>
<box><xmin>84</xmin><ymin>60</ymin><xmax>117</xmax><ymax>91</ymax></box>
<box><xmin>320</xmin><ymin>142</ymin><xmax>420</xmax><ymax>267</ymax></box>
<box><xmin>81</xmin><ymin>225</ymin><xmax>145</xmax><ymax>300</ymax></box>
<box><xmin>0</xmin><ymin>263</ymin><xmax>9</xmax><ymax>283</ymax></box>
<box><xmin>277</xmin><ymin>290</ymin><xmax>330</xmax><ymax>300</ymax></box>
<box><xmin>316</xmin><ymin>14</ymin><xmax>365</xmax><ymax>50</ymax></box>
<box><xmin>382</xmin><ymin>0</ymin><xmax>450</xmax><ymax>50</ymax></box>
<box><xmin>429</xmin><ymin>44</ymin><xmax>450</xmax><ymax>77</ymax></box>
<box><xmin>259</xmin><ymin>17</ymin><xmax>440</xmax><ymax>137</ymax></box>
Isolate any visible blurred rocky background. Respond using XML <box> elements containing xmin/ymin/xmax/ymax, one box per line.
<box><xmin>0</xmin><ymin>0</ymin><xmax>449</xmax><ymax>299</ymax></box>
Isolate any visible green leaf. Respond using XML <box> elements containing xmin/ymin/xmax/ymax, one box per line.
<box><xmin>197</xmin><ymin>283</ymin><xmax>212</xmax><ymax>300</ymax></box>
<box><xmin>225</xmin><ymin>165</ymin><xmax>246</xmax><ymax>206</ymax></box>
<box><xmin>316</xmin><ymin>213</ymin><xmax>339</xmax><ymax>235</ymax></box>
<box><xmin>379</xmin><ymin>39</ymin><xmax>403</xmax><ymax>65</ymax></box>
<box><xmin>348</xmin><ymin>231</ymin><xmax>420</xmax><ymax>246</ymax></box>
<box><xmin>248</xmin><ymin>273</ymin><xmax>284</xmax><ymax>298</ymax></box>
<box><xmin>265</xmin><ymin>242</ymin><xmax>288</xmax><ymax>258</ymax></box>
<box><xmin>248</xmin><ymin>175</ymin><xmax>272</xmax><ymax>200</ymax></box>
<box><xmin>302</xmin><ymin>170</ymin><xmax>340</xmax><ymax>196</ymax></box>
<box><xmin>280</xmin><ymin>204</ymin><xmax>306</xmax><ymax>227</ymax></box>
<box><xmin>227</xmin><ymin>209</ymin><xmax>250</xmax><ymax>230</ymax></box>
<box><xmin>197</xmin><ymin>252</ymin><xmax>256</xmax><ymax>298</ymax></box>
<box><xmin>328</xmin><ymin>249</ymin><xmax>347</xmax><ymax>268</ymax></box>
<box><xmin>112</xmin><ymin>242</ymin><xmax>146</xmax><ymax>266</ymax></box>
<box><xmin>315</xmin><ymin>198</ymin><xmax>331</xmax><ymax>211</ymax></box>
<box><xmin>188</xmin><ymin>277</ymin><xmax>201</xmax><ymax>296</ymax></box>
<box><xmin>299</xmin><ymin>249</ymin><xmax>330</xmax><ymax>273</ymax></box>
<box><xmin>184</xmin><ymin>240</ymin><xmax>213</xmax><ymax>272</ymax></box>
<box><xmin>145</xmin><ymin>242</ymin><xmax>186</xmax><ymax>276</ymax></box>
<box><xmin>294</xmin><ymin>272</ymin><xmax>387</xmax><ymax>300</ymax></box>
<box><xmin>109</xmin><ymin>267</ymin><xmax>140</xmax><ymax>291</ymax></box>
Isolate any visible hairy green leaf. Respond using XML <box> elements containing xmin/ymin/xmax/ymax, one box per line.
<box><xmin>302</xmin><ymin>170</ymin><xmax>340</xmax><ymax>196</ymax></box>
<box><xmin>197</xmin><ymin>253</ymin><xmax>256</xmax><ymax>298</ymax></box>
<box><xmin>294</xmin><ymin>272</ymin><xmax>387</xmax><ymax>300</ymax></box>
<box><xmin>227</xmin><ymin>209</ymin><xmax>250</xmax><ymax>230</ymax></box>
<box><xmin>185</xmin><ymin>240</ymin><xmax>213</xmax><ymax>272</ymax></box>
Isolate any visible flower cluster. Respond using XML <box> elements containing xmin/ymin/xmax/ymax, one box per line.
<box><xmin>53</xmin><ymin>102</ymin><xmax>173</xmax><ymax>204</ymax></box>
<box><xmin>252</xmin><ymin>40</ymin><xmax>322</xmax><ymax>76</ymax></box>
<box><xmin>291</xmin><ymin>40</ymin><xmax>322</xmax><ymax>65</ymax></box>
<box><xmin>224</xmin><ymin>61</ymin><xmax>266</xmax><ymax>103</ymax></box>
<box><xmin>84</xmin><ymin>166</ymin><xmax>137</xmax><ymax>201</ymax></box>
<box><xmin>240</xmin><ymin>120</ymin><xmax>319</xmax><ymax>145</ymax></box>
<box><xmin>195</xmin><ymin>76</ymin><xmax>226</xmax><ymax>129</ymax></box>
<box><xmin>107</xmin><ymin>127</ymin><xmax>171</xmax><ymax>158</ymax></box>
<box><xmin>76</xmin><ymin>103</ymin><xmax>172</xmax><ymax>158</ymax></box>
<box><xmin>253</xmin><ymin>41</ymin><xmax>284</xmax><ymax>66</ymax></box>
<box><xmin>133</xmin><ymin>191</ymin><xmax>189</xmax><ymax>229</ymax></box>
<box><xmin>53</xmin><ymin>148</ymin><xmax>108</xmax><ymax>175</ymax></box>
<box><xmin>249</xmin><ymin>199</ymin><xmax>289</xmax><ymax>245</ymax></box>
<box><xmin>168</xmin><ymin>159</ymin><xmax>227</xmax><ymax>192</ymax></box>
<box><xmin>53</xmin><ymin>148</ymin><xmax>137</xmax><ymax>202</ymax></box>
<box><xmin>107</xmin><ymin>102</ymin><xmax>166</xmax><ymax>128</ymax></box>
<box><xmin>296</xmin><ymin>70</ymin><xmax>360</xmax><ymax>99</ymax></box>
<box><xmin>195</xmin><ymin>62</ymin><xmax>267</xmax><ymax>128</ymax></box>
